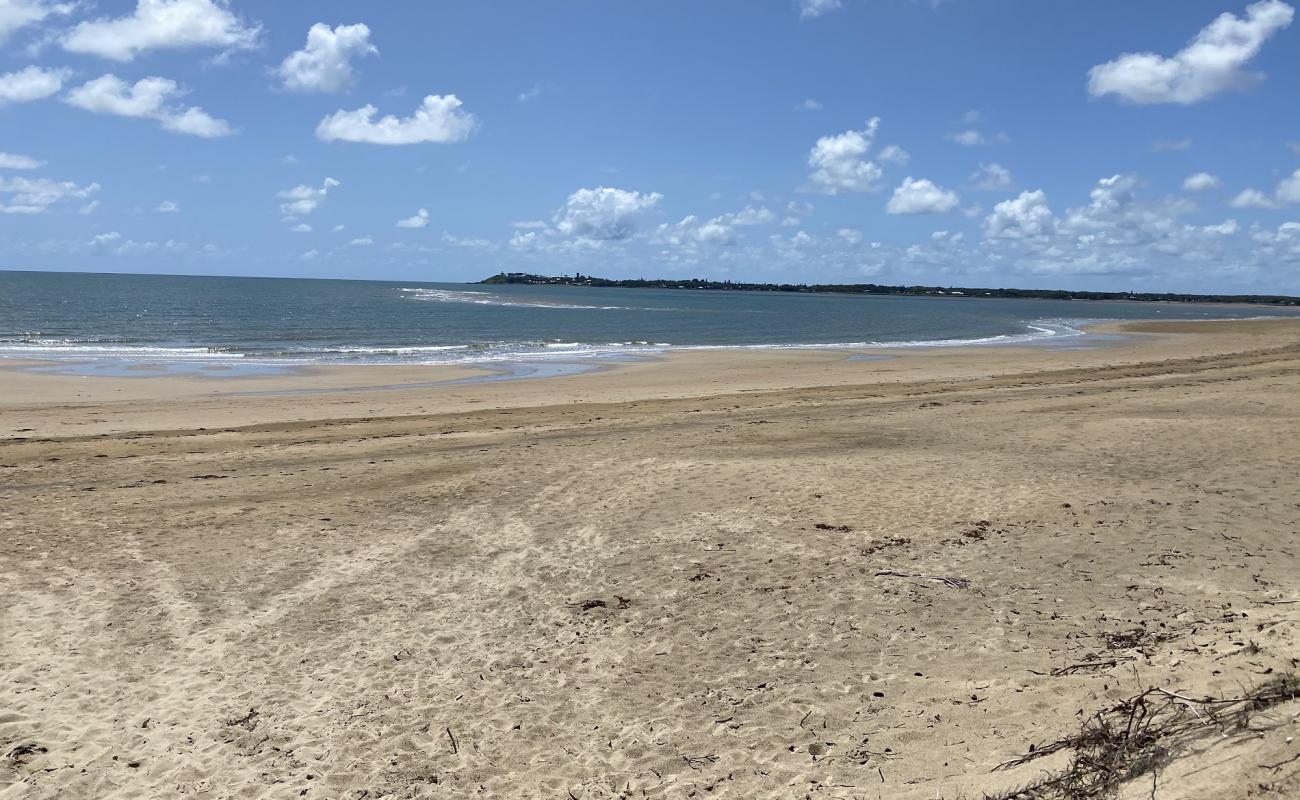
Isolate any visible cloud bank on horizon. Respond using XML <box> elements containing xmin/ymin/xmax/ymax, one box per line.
<box><xmin>1</xmin><ymin>0</ymin><xmax>1299</xmax><ymax>294</ymax></box>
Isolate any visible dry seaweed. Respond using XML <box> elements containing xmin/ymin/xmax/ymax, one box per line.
<box><xmin>986</xmin><ymin>673</ymin><xmax>1300</xmax><ymax>799</ymax></box>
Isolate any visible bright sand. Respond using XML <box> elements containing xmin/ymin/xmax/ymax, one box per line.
<box><xmin>2</xmin><ymin>318</ymin><xmax>1299</xmax><ymax>798</ymax></box>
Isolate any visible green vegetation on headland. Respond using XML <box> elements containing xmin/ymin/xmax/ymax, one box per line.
<box><xmin>480</xmin><ymin>273</ymin><xmax>1300</xmax><ymax>305</ymax></box>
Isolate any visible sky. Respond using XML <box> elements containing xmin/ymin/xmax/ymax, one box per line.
<box><xmin>1</xmin><ymin>0</ymin><xmax>1299</xmax><ymax>293</ymax></box>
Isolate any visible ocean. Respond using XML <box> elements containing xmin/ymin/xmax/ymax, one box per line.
<box><xmin>2</xmin><ymin>270</ymin><xmax>1296</xmax><ymax>372</ymax></box>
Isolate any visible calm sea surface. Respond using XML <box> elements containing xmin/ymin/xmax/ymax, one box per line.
<box><xmin>2</xmin><ymin>270</ymin><xmax>1296</xmax><ymax>368</ymax></box>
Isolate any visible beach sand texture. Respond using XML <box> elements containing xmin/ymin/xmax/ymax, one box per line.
<box><xmin>2</xmin><ymin>319</ymin><xmax>1299</xmax><ymax>799</ymax></box>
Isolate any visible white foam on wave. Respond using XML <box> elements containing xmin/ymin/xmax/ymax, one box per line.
<box><xmin>0</xmin><ymin>340</ymin><xmax>244</xmax><ymax>359</ymax></box>
<box><xmin>0</xmin><ymin>320</ymin><xmax>1089</xmax><ymax>368</ymax></box>
<box><xmin>400</xmin><ymin>287</ymin><xmax>630</xmax><ymax>310</ymax></box>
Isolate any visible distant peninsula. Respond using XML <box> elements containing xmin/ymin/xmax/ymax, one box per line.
<box><xmin>481</xmin><ymin>273</ymin><xmax>1300</xmax><ymax>306</ymax></box>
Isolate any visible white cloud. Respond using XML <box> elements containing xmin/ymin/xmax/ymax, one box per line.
<box><xmin>798</xmin><ymin>0</ymin><xmax>842</xmax><ymax>19</ymax></box>
<box><xmin>396</xmin><ymin>207</ymin><xmax>429</xmax><ymax>228</ymax></box>
<box><xmin>155</xmin><ymin>199</ymin><xmax>178</xmax><ymax>212</ymax></box>
<box><xmin>0</xmin><ymin>0</ymin><xmax>72</xmax><ymax>44</ymax></box>
<box><xmin>837</xmin><ymin>227</ymin><xmax>863</xmax><ymax>244</ymax></box>
<box><xmin>1151</xmin><ymin>138</ymin><xmax>1193</xmax><ymax>152</ymax></box>
<box><xmin>985</xmin><ymin>189</ymin><xmax>1055</xmax><ymax>238</ymax></box>
<box><xmin>517</xmin><ymin>82</ymin><xmax>546</xmax><ymax>102</ymax></box>
<box><xmin>291</xmin><ymin>222</ymin><xmax>311</xmax><ymax>233</ymax></box>
<box><xmin>1199</xmin><ymin>219</ymin><xmax>1239</xmax><ymax>236</ymax></box>
<box><xmin>300</xmin><ymin>248</ymin><xmax>318</xmax><ymax>261</ymax></box>
<box><xmin>728</xmin><ymin>205</ymin><xmax>776</xmax><ymax>225</ymax></box>
<box><xmin>441</xmin><ymin>231</ymin><xmax>495</xmax><ymax>249</ymax></box>
<box><xmin>509</xmin><ymin>230</ymin><xmax>538</xmax><ymax>250</ymax></box>
<box><xmin>62</xmin><ymin>0</ymin><xmax>261</xmax><ymax>61</ymax></box>
<box><xmin>0</xmin><ymin>65</ymin><xmax>68</xmax><ymax>105</ymax></box>
<box><xmin>970</xmin><ymin>162</ymin><xmax>1013</xmax><ymax>191</ymax></box>
<box><xmin>316</xmin><ymin>94</ymin><xmax>476</xmax><ymax>145</ymax></box>
<box><xmin>349</xmin><ymin>236</ymin><xmax>373</xmax><ymax>246</ymax></box>
<box><xmin>64</xmin><ymin>74</ymin><xmax>233</xmax><ymax>137</ymax></box>
<box><xmin>90</xmin><ymin>230</ymin><xmax>121</xmax><ymax>246</ymax></box>
<box><xmin>1087</xmin><ymin>0</ymin><xmax>1294</xmax><ymax>104</ymax></box>
<box><xmin>886</xmin><ymin>177</ymin><xmax>960</xmax><ymax>214</ymax></box>
<box><xmin>807</xmin><ymin>118</ymin><xmax>884</xmax><ymax>194</ymax></box>
<box><xmin>1229</xmin><ymin>188</ymin><xmax>1279</xmax><ymax>209</ymax></box>
<box><xmin>511</xmin><ymin>219</ymin><xmax>547</xmax><ymax>229</ymax></box>
<box><xmin>553</xmin><ymin>186</ymin><xmax>662</xmax><ymax>240</ymax></box>
<box><xmin>796</xmin><ymin>98</ymin><xmax>823</xmax><ymax>111</ymax></box>
<box><xmin>948</xmin><ymin>129</ymin><xmax>985</xmax><ymax>147</ymax></box>
<box><xmin>1183</xmin><ymin>172</ymin><xmax>1221</xmax><ymax>192</ymax></box>
<box><xmin>79</xmin><ymin>199</ymin><xmax>100</xmax><ymax>214</ymax></box>
<box><xmin>277</xmin><ymin>176</ymin><xmax>338</xmax><ymax>216</ymax></box>
<box><xmin>653</xmin><ymin>215</ymin><xmax>737</xmax><ymax>247</ymax></box>
<box><xmin>1275</xmin><ymin>168</ymin><xmax>1300</xmax><ymax>204</ymax></box>
<box><xmin>947</xmin><ymin>128</ymin><xmax>1009</xmax><ymax>147</ymax></box>
<box><xmin>0</xmin><ymin>151</ymin><xmax>43</xmax><ymax>169</ymax></box>
<box><xmin>277</xmin><ymin>22</ymin><xmax>376</xmax><ymax>93</ymax></box>
<box><xmin>0</xmin><ymin>175</ymin><xmax>99</xmax><ymax>213</ymax></box>
<box><xmin>878</xmin><ymin>144</ymin><xmax>909</xmax><ymax>166</ymax></box>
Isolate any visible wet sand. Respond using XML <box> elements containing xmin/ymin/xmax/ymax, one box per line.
<box><xmin>2</xmin><ymin>318</ymin><xmax>1299</xmax><ymax>798</ymax></box>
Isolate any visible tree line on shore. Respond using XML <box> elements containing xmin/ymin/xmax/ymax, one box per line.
<box><xmin>480</xmin><ymin>273</ymin><xmax>1300</xmax><ymax>306</ymax></box>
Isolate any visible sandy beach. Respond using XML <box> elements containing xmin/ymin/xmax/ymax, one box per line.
<box><xmin>2</xmin><ymin>318</ymin><xmax>1299</xmax><ymax>799</ymax></box>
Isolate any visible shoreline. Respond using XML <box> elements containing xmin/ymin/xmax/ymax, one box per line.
<box><xmin>3</xmin><ymin>318</ymin><xmax>1300</xmax><ymax>438</ymax></box>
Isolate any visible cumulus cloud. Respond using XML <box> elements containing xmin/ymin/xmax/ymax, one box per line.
<box><xmin>985</xmin><ymin>189</ymin><xmax>1055</xmax><ymax>238</ymax></box>
<box><xmin>277</xmin><ymin>176</ymin><xmax>338</xmax><ymax>216</ymax></box>
<box><xmin>653</xmin><ymin>215</ymin><xmax>737</xmax><ymax>247</ymax></box>
<box><xmin>349</xmin><ymin>236</ymin><xmax>373</xmax><ymax>246</ymax></box>
<box><xmin>0</xmin><ymin>65</ymin><xmax>68</xmax><ymax>105</ymax></box>
<box><xmin>277</xmin><ymin>22</ymin><xmax>377</xmax><ymax>93</ymax></box>
<box><xmin>886</xmin><ymin>177</ymin><xmax>960</xmax><ymax>214</ymax></box>
<box><xmin>64</xmin><ymin>74</ymin><xmax>233</xmax><ymax>137</ymax></box>
<box><xmin>441</xmin><ymin>231</ymin><xmax>495</xmax><ymax>249</ymax></box>
<box><xmin>1275</xmin><ymin>168</ymin><xmax>1300</xmax><ymax>205</ymax></box>
<box><xmin>0</xmin><ymin>151</ymin><xmax>43</xmax><ymax>169</ymax></box>
<box><xmin>1198</xmin><ymin>219</ymin><xmax>1239</xmax><ymax>236</ymax></box>
<box><xmin>553</xmin><ymin>186</ymin><xmax>662</xmax><ymax>240</ymax></box>
<box><xmin>878</xmin><ymin>144</ymin><xmax>909</xmax><ymax>166</ymax></box>
<box><xmin>291</xmin><ymin>222</ymin><xmax>311</xmax><ymax>233</ymax></box>
<box><xmin>155</xmin><ymin>199</ymin><xmax>179</xmax><ymax>212</ymax></box>
<box><xmin>1183</xmin><ymin>172</ymin><xmax>1221</xmax><ymax>192</ymax></box>
<box><xmin>0</xmin><ymin>175</ymin><xmax>99</xmax><ymax>213</ymax></box>
<box><xmin>807</xmin><ymin>118</ymin><xmax>885</xmax><ymax>194</ymax></box>
<box><xmin>316</xmin><ymin>94</ymin><xmax>476</xmax><ymax>145</ymax></box>
<box><xmin>970</xmin><ymin>162</ymin><xmax>1013</xmax><ymax>191</ymax></box>
<box><xmin>396</xmin><ymin>207</ymin><xmax>429</xmax><ymax>228</ymax></box>
<box><xmin>0</xmin><ymin>0</ymin><xmax>73</xmax><ymax>44</ymax></box>
<box><xmin>1151</xmin><ymin>138</ymin><xmax>1193</xmax><ymax>152</ymax></box>
<box><xmin>1087</xmin><ymin>0</ymin><xmax>1294</xmax><ymax>104</ymax></box>
<box><xmin>90</xmin><ymin>230</ymin><xmax>121</xmax><ymax>246</ymax></box>
<box><xmin>728</xmin><ymin>205</ymin><xmax>776</xmax><ymax>225</ymax></box>
<box><xmin>509</xmin><ymin>230</ymin><xmax>539</xmax><ymax>250</ymax></box>
<box><xmin>798</xmin><ymin>0</ymin><xmax>842</xmax><ymax>19</ymax></box>
<box><xmin>796</xmin><ymin>98</ymin><xmax>823</xmax><ymax>111</ymax></box>
<box><xmin>62</xmin><ymin>0</ymin><xmax>261</xmax><ymax>61</ymax></box>
<box><xmin>1229</xmin><ymin>188</ymin><xmax>1279</xmax><ymax>209</ymax></box>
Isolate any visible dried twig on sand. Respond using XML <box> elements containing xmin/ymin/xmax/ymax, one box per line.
<box><xmin>986</xmin><ymin>673</ymin><xmax>1300</xmax><ymax>799</ymax></box>
<box><xmin>875</xmin><ymin>570</ymin><xmax>970</xmax><ymax>589</ymax></box>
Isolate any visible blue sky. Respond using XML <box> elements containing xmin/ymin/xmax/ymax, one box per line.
<box><xmin>2</xmin><ymin>0</ymin><xmax>1299</xmax><ymax>292</ymax></box>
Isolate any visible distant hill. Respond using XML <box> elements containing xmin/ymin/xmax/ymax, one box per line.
<box><xmin>480</xmin><ymin>273</ymin><xmax>1300</xmax><ymax>306</ymax></box>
